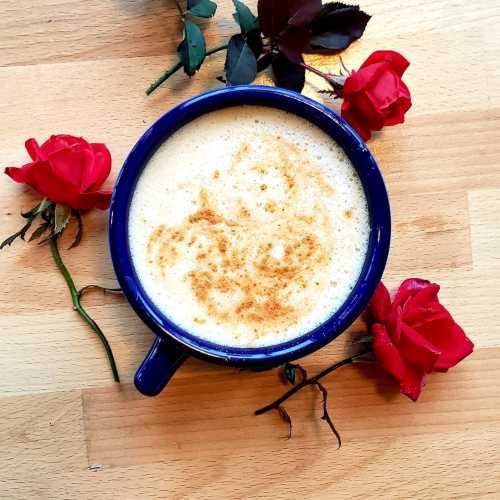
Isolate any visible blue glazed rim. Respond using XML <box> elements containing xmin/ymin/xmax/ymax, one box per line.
<box><xmin>109</xmin><ymin>85</ymin><xmax>391</xmax><ymax>368</ymax></box>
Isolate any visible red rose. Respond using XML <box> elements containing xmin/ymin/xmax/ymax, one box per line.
<box><xmin>368</xmin><ymin>279</ymin><xmax>474</xmax><ymax>401</ymax></box>
<box><xmin>341</xmin><ymin>50</ymin><xmax>412</xmax><ymax>141</ymax></box>
<box><xmin>5</xmin><ymin>135</ymin><xmax>112</xmax><ymax>210</ymax></box>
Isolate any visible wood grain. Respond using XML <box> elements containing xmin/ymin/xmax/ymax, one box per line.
<box><xmin>1</xmin><ymin>1</ymin><xmax>500</xmax><ymax>498</ymax></box>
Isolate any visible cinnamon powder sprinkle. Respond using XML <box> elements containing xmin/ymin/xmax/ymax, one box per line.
<box><xmin>145</xmin><ymin>135</ymin><xmax>336</xmax><ymax>333</ymax></box>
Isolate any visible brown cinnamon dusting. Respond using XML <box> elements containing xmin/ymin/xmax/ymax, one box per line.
<box><xmin>297</xmin><ymin>215</ymin><xmax>314</xmax><ymax>224</ymax></box>
<box><xmin>146</xmin><ymin>134</ymin><xmax>336</xmax><ymax>334</ymax></box>
<box><xmin>265</xmin><ymin>201</ymin><xmax>277</xmax><ymax>213</ymax></box>
<box><xmin>343</xmin><ymin>209</ymin><xmax>353</xmax><ymax>219</ymax></box>
<box><xmin>233</xmin><ymin>142</ymin><xmax>250</xmax><ymax>164</ymax></box>
<box><xmin>252</xmin><ymin>165</ymin><xmax>268</xmax><ymax>175</ymax></box>
<box><xmin>189</xmin><ymin>208</ymin><xmax>222</xmax><ymax>225</ymax></box>
<box><xmin>239</xmin><ymin>206</ymin><xmax>251</xmax><ymax>218</ymax></box>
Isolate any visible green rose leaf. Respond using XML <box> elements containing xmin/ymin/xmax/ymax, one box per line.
<box><xmin>54</xmin><ymin>203</ymin><xmax>71</xmax><ymax>235</ymax></box>
<box><xmin>233</xmin><ymin>0</ymin><xmax>258</xmax><ymax>35</ymax></box>
<box><xmin>309</xmin><ymin>3</ymin><xmax>371</xmax><ymax>52</ymax></box>
<box><xmin>186</xmin><ymin>0</ymin><xmax>217</xmax><ymax>18</ymax></box>
<box><xmin>178</xmin><ymin>19</ymin><xmax>206</xmax><ymax>76</ymax></box>
<box><xmin>224</xmin><ymin>34</ymin><xmax>257</xmax><ymax>85</ymax></box>
<box><xmin>283</xmin><ymin>363</ymin><xmax>296</xmax><ymax>385</ymax></box>
<box><xmin>1</xmin><ymin>199</ymin><xmax>55</xmax><ymax>250</ymax></box>
<box><xmin>21</xmin><ymin>198</ymin><xmax>52</xmax><ymax>219</ymax></box>
<box><xmin>0</xmin><ymin>219</ymin><xmax>34</xmax><ymax>250</ymax></box>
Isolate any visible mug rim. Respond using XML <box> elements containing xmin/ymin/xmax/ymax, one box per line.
<box><xmin>109</xmin><ymin>85</ymin><xmax>391</xmax><ymax>367</ymax></box>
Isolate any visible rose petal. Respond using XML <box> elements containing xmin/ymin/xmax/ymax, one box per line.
<box><xmin>77</xmin><ymin>190</ymin><xmax>112</xmax><ymax>210</ymax></box>
<box><xmin>400</xmin><ymin>365</ymin><xmax>425</xmax><ymax>401</ymax></box>
<box><xmin>41</xmin><ymin>135</ymin><xmax>90</xmax><ymax>157</ymax></box>
<box><xmin>393</xmin><ymin>278</ymin><xmax>431</xmax><ymax>309</ymax></box>
<box><xmin>47</xmin><ymin>147</ymin><xmax>89</xmax><ymax>188</ymax></box>
<box><xmin>354</xmin><ymin>92</ymin><xmax>385</xmax><ymax>131</ymax></box>
<box><xmin>360</xmin><ymin>50</ymin><xmax>410</xmax><ymax>78</ymax></box>
<box><xmin>398</xmin><ymin>323</ymin><xmax>441</xmax><ymax>373</ymax></box>
<box><xmin>405</xmin><ymin>305</ymin><xmax>446</xmax><ymax>327</ymax></box>
<box><xmin>29</xmin><ymin>160</ymin><xmax>80</xmax><ymax>206</ymax></box>
<box><xmin>365</xmin><ymin>70</ymin><xmax>412</xmax><ymax>126</ymax></box>
<box><xmin>404</xmin><ymin>292</ymin><xmax>445</xmax><ymax>334</ymax></box>
<box><xmin>383</xmin><ymin>81</ymin><xmax>412</xmax><ymax>125</ymax></box>
<box><xmin>78</xmin><ymin>147</ymin><xmax>101</xmax><ymax>193</ymax></box>
<box><xmin>343</xmin><ymin>62</ymin><xmax>389</xmax><ymax>94</ymax></box>
<box><xmin>341</xmin><ymin>91</ymin><xmax>385</xmax><ymax>140</ymax></box>
<box><xmin>5</xmin><ymin>162</ymin><xmax>35</xmax><ymax>184</ymax></box>
<box><xmin>25</xmin><ymin>139</ymin><xmax>46</xmax><ymax>162</ymax></box>
<box><xmin>341</xmin><ymin>101</ymin><xmax>372</xmax><ymax>140</ymax></box>
<box><xmin>87</xmin><ymin>143</ymin><xmax>112</xmax><ymax>191</ymax></box>
<box><xmin>382</xmin><ymin>100</ymin><xmax>409</xmax><ymax>126</ymax></box>
<box><xmin>402</xmin><ymin>283</ymin><xmax>441</xmax><ymax>320</ymax></box>
<box><xmin>413</xmin><ymin>315</ymin><xmax>474</xmax><ymax>370</ymax></box>
<box><xmin>387</xmin><ymin>306</ymin><xmax>404</xmax><ymax>343</ymax></box>
<box><xmin>365</xmin><ymin>70</ymin><xmax>401</xmax><ymax>109</ymax></box>
<box><xmin>369</xmin><ymin>282</ymin><xmax>391</xmax><ymax>322</ymax></box>
<box><xmin>372</xmin><ymin>323</ymin><xmax>406</xmax><ymax>382</ymax></box>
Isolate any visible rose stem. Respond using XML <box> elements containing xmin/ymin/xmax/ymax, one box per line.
<box><xmin>301</xmin><ymin>62</ymin><xmax>346</xmax><ymax>94</ymax></box>
<box><xmin>255</xmin><ymin>349</ymin><xmax>371</xmax><ymax>416</ymax></box>
<box><xmin>146</xmin><ymin>42</ymin><xmax>229</xmax><ymax>95</ymax></box>
<box><xmin>174</xmin><ymin>0</ymin><xmax>184</xmax><ymax>16</ymax></box>
<box><xmin>49</xmin><ymin>237</ymin><xmax>120</xmax><ymax>383</ymax></box>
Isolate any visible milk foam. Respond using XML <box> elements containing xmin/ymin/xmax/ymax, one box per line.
<box><xmin>128</xmin><ymin>106</ymin><xmax>370</xmax><ymax>347</ymax></box>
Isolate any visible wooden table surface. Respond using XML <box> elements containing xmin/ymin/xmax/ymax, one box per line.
<box><xmin>1</xmin><ymin>1</ymin><xmax>500</xmax><ymax>498</ymax></box>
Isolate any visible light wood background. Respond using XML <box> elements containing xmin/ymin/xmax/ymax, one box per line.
<box><xmin>1</xmin><ymin>1</ymin><xmax>500</xmax><ymax>498</ymax></box>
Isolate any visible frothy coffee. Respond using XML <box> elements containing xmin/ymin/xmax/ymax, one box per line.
<box><xmin>128</xmin><ymin>106</ymin><xmax>369</xmax><ymax>347</ymax></box>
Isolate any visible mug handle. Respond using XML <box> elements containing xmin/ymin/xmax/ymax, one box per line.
<box><xmin>134</xmin><ymin>336</ymin><xmax>188</xmax><ymax>396</ymax></box>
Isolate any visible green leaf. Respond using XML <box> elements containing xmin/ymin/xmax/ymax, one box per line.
<box><xmin>224</xmin><ymin>34</ymin><xmax>257</xmax><ymax>85</ymax></box>
<box><xmin>54</xmin><ymin>204</ymin><xmax>71</xmax><ymax>235</ymax></box>
<box><xmin>178</xmin><ymin>19</ymin><xmax>206</xmax><ymax>76</ymax></box>
<box><xmin>186</xmin><ymin>0</ymin><xmax>217</xmax><ymax>18</ymax></box>
<box><xmin>21</xmin><ymin>198</ymin><xmax>52</xmax><ymax>219</ymax></box>
<box><xmin>283</xmin><ymin>363</ymin><xmax>296</xmax><ymax>385</ymax></box>
<box><xmin>352</xmin><ymin>352</ymin><xmax>375</xmax><ymax>363</ymax></box>
<box><xmin>0</xmin><ymin>200</ymin><xmax>51</xmax><ymax>249</ymax></box>
<box><xmin>28</xmin><ymin>222</ymin><xmax>50</xmax><ymax>242</ymax></box>
<box><xmin>0</xmin><ymin>219</ymin><xmax>34</xmax><ymax>250</ymax></box>
<box><xmin>232</xmin><ymin>0</ymin><xmax>258</xmax><ymax>34</ymax></box>
<box><xmin>21</xmin><ymin>202</ymin><xmax>41</xmax><ymax>219</ymax></box>
<box><xmin>352</xmin><ymin>334</ymin><xmax>373</xmax><ymax>345</ymax></box>
<box><xmin>310</xmin><ymin>3</ymin><xmax>371</xmax><ymax>52</ymax></box>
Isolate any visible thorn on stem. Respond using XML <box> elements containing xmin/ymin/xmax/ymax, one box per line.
<box><xmin>315</xmin><ymin>381</ymin><xmax>341</xmax><ymax>449</ymax></box>
<box><xmin>277</xmin><ymin>406</ymin><xmax>292</xmax><ymax>439</ymax></box>
<box><xmin>339</xmin><ymin>55</ymin><xmax>351</xmax><ymax>76</ymax></box>
<box><xmin>78</xmin><ymin>285</ymin><xmax>123</xmax><ymax>300</ymax></box>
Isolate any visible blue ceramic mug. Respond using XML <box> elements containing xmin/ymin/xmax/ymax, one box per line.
<box><xmin>109</xmin><ymin>85</ymin><xmax>391</xmax><ymax>396</ymax></box>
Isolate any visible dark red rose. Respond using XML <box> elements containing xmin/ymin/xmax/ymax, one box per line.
<box><xmin>369</xmin><ymin>279</ymin><xmax>474</xmax><ymax>401</ymax></box>
<box><xmin>5</xmin><ymin>135</ymin><xmax>112</xmax><ymax>210</ymax></box>
<box><xmin>341</xmin><ymin>50</ymin><xmax>412</xmax><ymax>141</ymax></box>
